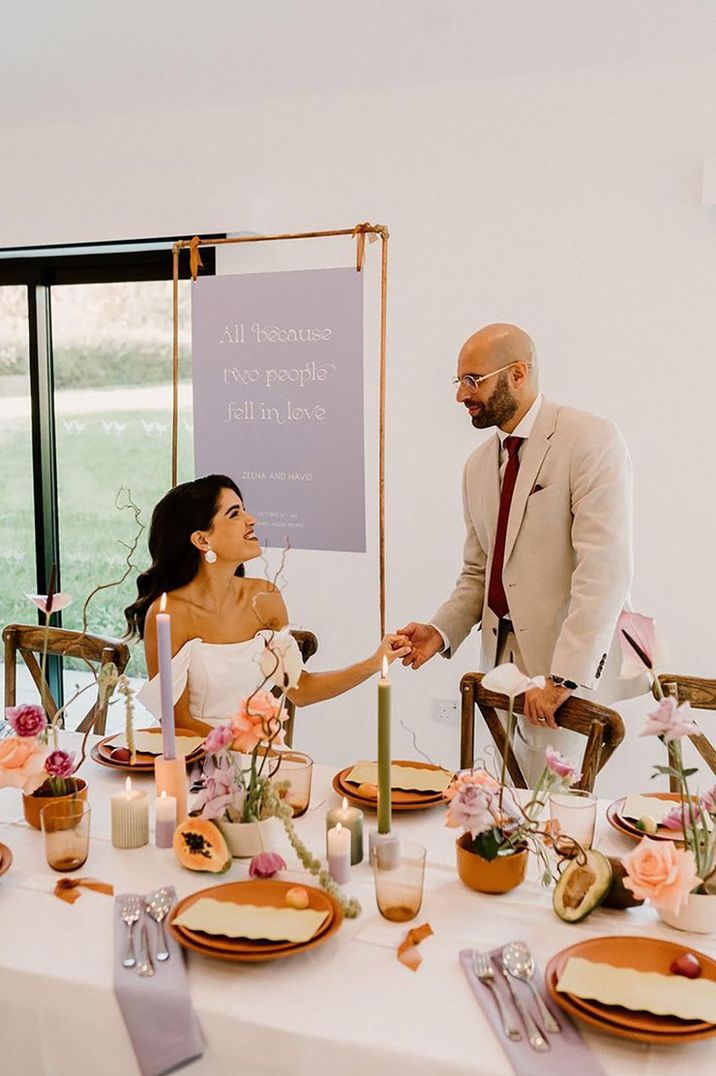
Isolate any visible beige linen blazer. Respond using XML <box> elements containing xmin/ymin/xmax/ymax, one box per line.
<box><xmin>431</xmin><ymin>398</ymin><xmax>645</xmax><ymax>701</ymax></box>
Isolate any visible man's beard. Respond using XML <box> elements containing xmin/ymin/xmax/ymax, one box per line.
<box><xmin>468</xmin><ymin>373</ymin><xmax>519</xmax><ymax>429</ymax></box>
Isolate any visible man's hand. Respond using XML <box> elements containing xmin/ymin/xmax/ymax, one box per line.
<box><xmin>396</xmin><ymin>622</ymin><xmax>443</xmax><ymax>669</ymax></box>
<box><xmin>523</xmin><ymin>681</ymin><xmax>573</xmax><ymax>729</ymax></box>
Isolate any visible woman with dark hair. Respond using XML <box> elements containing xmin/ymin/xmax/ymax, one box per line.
<box><xmin>128</xmin><ymin>475</ymin><xmax>409</xmax><ymax>735</ymax></box>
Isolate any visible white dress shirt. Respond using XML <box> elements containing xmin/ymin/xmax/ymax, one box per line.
<box><xmin>430</xmin><ymin>394</ymin><xmax>544</xmax><ymax>653</ymax></box>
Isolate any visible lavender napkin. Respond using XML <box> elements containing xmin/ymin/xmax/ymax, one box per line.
<box><xmin>114</xmin><ymin>890</ymin><xmax>204</xmax><ymax>1076</ymax></box>
<box><xmin>459</xmin><ymin>944</ymin><xmax>607</xmax><ymax>1076</ymax></box>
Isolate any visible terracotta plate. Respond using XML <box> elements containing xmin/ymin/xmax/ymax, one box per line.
<box><xmin>333</xmin><ymin>760</ymin><xmax>451</xmax><ymax>812</ymax></box>
<box><xmin>607</xmin><ymin>792</ymin><xmax>690</xmax><ymax>843</ymax></box>
<box><xmin>91</xmin><ymin>727</ymin><xmax>206</xmax><ymax>773</ymax></box>
<box><xmin>0</xmin><ymin>843</ymin><xmax>12</xmax><ymax>878</ymax></box>
<box><xmin>168</xmin><ymin>879</ymin><xmax>343</xmax><ymax>963</ymax></box>
<box><xmin>545</xmin><ymin>935</ymin><xmax>716</xmax><ymax>1044</ymax></box>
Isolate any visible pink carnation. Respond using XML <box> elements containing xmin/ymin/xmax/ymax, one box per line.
<box><xmin>544</xmin><ymin>746</ymin><xmax>581</xmax><ymax>783</ymax></box>
<box><xmin>640</xmin><ymin>697</ymin><xmax>699</xmax><ymax>743</ymax></box>
<box><xmin>204</xmin><ymin>723</ymin><xmax>235</xmax><ymax>755</ymax></box>
<box><xmin>701</xmin><ymin>785</ymin><xmax>716</xmax><ymax>816</ymax></box>
<box><xmin>5</xmin><ymin>704</ymin><xmax>47</xmax><ymax>738</ymax></box>
<box><xmin>44</xmin><ymin>750</ymin><xmax>75</xmax><ymax>778</ymax></box>
<box><xmin>248</xmin><ymin>851</ymin><xmax>286</xmax><ymax>878</ymax></box>
<box><xmin>661</xmin><ymin>802</ymin><xmax>689</xmax><ymax>831</ymax></box>
<box><xmin>445</xmin><ymin>774</ymin><xmax>498</xmax><ymax>838</ymax></box>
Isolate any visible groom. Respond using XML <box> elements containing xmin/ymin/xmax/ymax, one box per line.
<box><xmin>400</xmin><ymin>323</ymin><xmax>641</xmax><ymax>782</ymax></box>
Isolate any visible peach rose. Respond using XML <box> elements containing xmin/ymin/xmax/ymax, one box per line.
<box><xmin>0</xmin><ymin>736</ymin><xmax>47</xmax><ymax>789</ymax></box>
<box><xmin>229</xmin><ymin>691</ymin><xmax>284</xmax><ymax>753</ymax></box>
<box><xmin>622</xmin><ymin>836</ymin><xmax>701</xmax><ymax>915</ymax></box>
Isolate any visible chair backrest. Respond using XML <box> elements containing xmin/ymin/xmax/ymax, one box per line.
<box><xmin>460</xmin><ymin>671</ymin><xmax>625</xmax><ymax>792</ymax></box>
<box><xmin>280</xmin><ymin>629</ymin><xmax>318</xmax><ymax>747</ymax></box>
<box><xmin>3</xmin><ymin>623</ymin><xmax>130</xmax><ymax>735</ymax></box>
<box><xmin>657</xmin><ymin>673</ymin><xmax>716</xmax><ymax>792</ymax></box>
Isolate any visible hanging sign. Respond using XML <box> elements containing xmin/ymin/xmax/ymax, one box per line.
<box><xmin>191</xmin><ymin>267</ymin><xmax>366</xmax><ymax>552</ymax></box>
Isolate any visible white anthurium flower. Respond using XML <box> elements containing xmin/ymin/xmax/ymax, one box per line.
<box><xmin>256</xmin><ymin>630</ymin><xmax>303</xmax><ymax>690</ymax></box>
<box><xmin>26</xmin><ymin>593</ymin><xmax>73</xmax><ymax>615</ymax></box>
<box><xmin>481</xmin><ymin>662</ymin><xmax>545</xmax><ymax>699</ymax></box>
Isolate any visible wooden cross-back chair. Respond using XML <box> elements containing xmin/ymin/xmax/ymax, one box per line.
<box><xmin>279</xmin><ymin>629</ymin><xmax>318</xmax><ymax>748</ymax></box>
<box><xmin>3</xmin><ymin>624</ymin><xmax>130</xmax><ymax>735</ymax></box>
<box><xmin>460</xmin><ymin>672</ymin><xmax>625</xmax><ymax>792</ymax></box>
<box><xmin>657</xmin><ymin>674</ymin><xmax>716</xmax><ymax>793</ymax></box>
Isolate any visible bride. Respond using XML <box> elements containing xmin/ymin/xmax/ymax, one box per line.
<box><xmin>125</xmin><ymin>474</ymin><xmax>410</xmax><ymax>734</ymax></box>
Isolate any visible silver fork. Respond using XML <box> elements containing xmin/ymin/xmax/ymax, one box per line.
<box><xmin>472</xmin><ymin>951</ymin><xmax>522</xmax><ymax>1041</ymax></box>
<box><xmin>120</xmin><ymin>895</ymin><xmax>142</xmax><ymax>968</ymax></box>
<box><xmin>137</xmin><ymin>921</ymin><xmax>155</xmax><ymax>978</ymax></box>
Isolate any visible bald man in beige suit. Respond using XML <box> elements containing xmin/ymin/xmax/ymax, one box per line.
<box><xmin>400</xmin><ymin>324</ymin><xmax>643</xmax><ymax>783</ymax></box>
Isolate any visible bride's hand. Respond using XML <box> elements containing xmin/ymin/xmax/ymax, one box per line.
<box><xmin>372</xmin><ymin>633</ymin><xmax>412</xmax><ymax>671</ymax></box>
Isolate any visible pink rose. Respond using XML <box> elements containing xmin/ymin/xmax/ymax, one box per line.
<box><xmin>640</xmin><ymin>697</ymin><xmax>699</xmax><ymax>743</ymax></box>
<box><xmin>0</xmin><ymin>736</ymin><xmax>47</xmax><ymax>789</ymax></box>
<box><xmin>229</xmin><ymin>691</ymin><xmax>284</xmax><ymax>753</ymax></box>
<box><xmin>5</xmin><ymin>703</ymin><xmax>47</xmax><ymax>738</ymax></box>
<box><xmin>204</xmin><ymin>723</ymin><xmax>235</xmax><ymax>755</ymax></box>
<box><xmin>622</xmin><ymin>836</ymin><xmax>701</xmax><ymax>915</ymax></box>
<box><xmin>445</xmin><ymin>774</ymin><xmax>498</xmax><ymax>838</ymax></box>
<box><xmin>544</xmin><ymin>746</ymin><xmax>581</xmax><ymax>783</ymax></box>
<box><xmin>44</xmin><ymin>750</ymin><xmax>75</xmax><ymax>778</ymax></box>
<box><xmin>248</xmin><ymin>851</ymin><xmax>286</xmax><ymax>878</ymax></box>
<box><xmin>445</xmin><ymin>769</ymin><xmax>499</xmax><ymax>800</ymax></box>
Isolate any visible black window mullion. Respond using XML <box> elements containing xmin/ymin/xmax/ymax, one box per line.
<box><xmin>27</xmin><ymin>283</ymin><xmax>63</xmax><ymax>712</ymax></box>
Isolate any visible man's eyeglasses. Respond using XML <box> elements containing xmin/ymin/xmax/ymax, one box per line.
<box><xmin>452</xmin><ymin>361</ymin><xmax>530</xmax><ymax>393</ymax></box>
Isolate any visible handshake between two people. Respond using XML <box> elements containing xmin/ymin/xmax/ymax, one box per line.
<box><xmin>393</xmin><ymin>621</ymin><xmax>573</xmax><ymax>731</ymax></box>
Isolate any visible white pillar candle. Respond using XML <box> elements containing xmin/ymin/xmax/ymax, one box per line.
<box><xmin>111</xmin><ymin>777</ymin><xmax>149</xmax><ymax>849</ymax></box>
<box><xmin>327</xmin><ymin>822</ymin><xmax>351</xmax><ymax>884</ymax></box>
<box><xmin>155</xmin><ymin>789</ymin><xmax>177</xmax><ymax>849</ymax></box>
<box><xmin>326</xmin><ymin>797</ymin><xmax>364</xmax><ymax>864</ymax></box>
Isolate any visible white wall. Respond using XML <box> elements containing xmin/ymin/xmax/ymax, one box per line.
<box><xmin>4</xmin><ymin>2</ymin><xmax>716</xmax><ymax>794</ymax></box>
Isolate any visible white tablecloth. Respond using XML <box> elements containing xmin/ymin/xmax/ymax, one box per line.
<box><xmin>1</xmin><ymin>734</ymin><xmax>715</xmax><ymax>1075</ymax></box>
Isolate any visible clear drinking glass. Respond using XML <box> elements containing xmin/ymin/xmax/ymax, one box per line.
<box><xmin>271</xmin><ymin>750</ymin><xmax>313</xmax><ymax>817</ymax></box>
<box><xmin>549</xmin><ymin>789</ymin><xmax>597</xmax><ymax>856</ymax></box>
<box><xmin>41</xmin><ymin>800</ymin><xmax>91</xmax><ymax>872</ymax></box>
<box><xmin>371</xmin><ymin>839</ymin><xmax>427</xmax><ymax>922</ymax></box>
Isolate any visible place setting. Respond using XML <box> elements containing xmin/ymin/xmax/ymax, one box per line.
<box><xmin>91</xmin><ymin>727</ymin><xmax>207</xmax><ymax>773</ymax></box>
<box><xmin>606</xmin><ymin>791</ymin><xmax>699</xmax><ymax>842</ymax></box>
<box><xmin>332</xmin><ymin>758</ymin><xmax>454</xmax><ymax>812</ymax></box>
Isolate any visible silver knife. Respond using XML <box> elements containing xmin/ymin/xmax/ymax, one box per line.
<box><xmin>500</xmin><ymin>955</ymin><xmax>549</xmax><ymax>1051</ymax></box>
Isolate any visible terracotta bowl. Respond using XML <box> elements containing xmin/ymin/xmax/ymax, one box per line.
<box><xmin>22</xmin><ymin>777</ymin><xmax>88</xmax><ymax>831</ymax></box>
<box><xmin>455</xmin><ymin>833</ymin><xmax>528</xmax><ymax>894</ymax></box>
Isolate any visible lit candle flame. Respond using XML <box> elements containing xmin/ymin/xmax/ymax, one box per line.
<box><xmin>342</xmin><ymin>797</ymin><xmax>348</xmax><ymax>811</ymax></box>
<box><xmin>161</xmin><ymin>789</ymin><xmax>167</xmax><ymax>800</ymax></box>
<box><xmin>336</xmin><ymin>822</ymin><xmax>343</xmax><ymax>832</ymax></box>
<box><xmin>125</xmin><ymin>776</ymin><xmax>132</xmax><ymax>796</ymax></box>
<box><xmin>159</xmin><ymin>592</ymin><xmax>167</xmax><ymax>614</ymax></box>
<box><xmin>381</xmin><ymin>656</ymin><xmax>389</xmax><ymax>679</ymax></box>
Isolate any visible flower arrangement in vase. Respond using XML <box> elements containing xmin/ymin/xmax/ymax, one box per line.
<box><xmin>617</xmin><ymin>611</ymin><xmax>716</xmax><ymax>933</ymax></box>
<box><xmin>187</xmin><ymin>629</ymin><xmax>360</xmax><ymax>917</ymax></box>
<box><xmin>446</xmin><ymin>662</ymin><xmax>582</xmax><ymax>894</ymax></box>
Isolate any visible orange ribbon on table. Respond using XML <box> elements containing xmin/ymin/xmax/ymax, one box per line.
<box><xmin>352</xmin><ymin>222</ymin><xmax>380</xmax><ymax>272</ymax></box>
<box><xmin>188</xmin><ymin>236</ymin><xmax>204</xmax><ymax>281</ymax></box>
<box><xmin>397</xmin><ymin>921</ymin><xmax>433</xmax><ymax>971</ymax></box>
<box><xmin>54</xmin><ymin>877</ymin><xmax>114</xmax><ymax>904</ymax></box>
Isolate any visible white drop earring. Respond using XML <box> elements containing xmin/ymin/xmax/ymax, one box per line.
<box><xmin>204</xmin><ymin>548</ymin><xmax>217</xmax><ymax>564</ymax></box>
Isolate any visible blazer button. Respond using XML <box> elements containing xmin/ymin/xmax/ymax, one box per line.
<box><xmin>492</xmin><ymin>627</ymin><xmax>497</xmax><ymax>636</ymax></box>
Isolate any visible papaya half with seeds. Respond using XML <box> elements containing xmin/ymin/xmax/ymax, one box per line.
<box><xmin>173</xmin><ymin>818</ymin><xmax>231</xmax><ymax>873</ymax></box>
<box><xmin>553</xmin><ymin>850</ymin><xmax>613</xmax><ymax>922</ymax></box>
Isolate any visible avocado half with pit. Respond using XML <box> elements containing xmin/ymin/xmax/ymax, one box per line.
<box><xmin>553</xmin><ymin>850</ymin><xmax>613</xmax><ymax>922</ymax></box>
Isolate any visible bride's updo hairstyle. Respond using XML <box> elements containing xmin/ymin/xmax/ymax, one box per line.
<box><xmin>124</xmin><ymin>474</ymin><xmax>245</xmax><ymax>639</ymax></box>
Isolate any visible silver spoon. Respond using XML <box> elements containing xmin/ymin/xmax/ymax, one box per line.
<box><xmin>145</xmin><ymin>888</ymin><xmax>172</xmax><ymax>962</ymax></box>
<box><xmin>503</xmin><ymin>942</ymin><xmax>561</xmax><ymax>1033</ymax></box>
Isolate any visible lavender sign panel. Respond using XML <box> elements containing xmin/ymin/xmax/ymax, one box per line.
<box><xmin>191</xmin><ymin>268</ymin><xmax>366</xmax><ymax>552</ymax></box>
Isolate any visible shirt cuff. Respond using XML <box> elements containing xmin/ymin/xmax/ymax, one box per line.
<box><xmin>429</xmin><ymin>623</ymin><xmax>451</xmax><ymax>654</ymax></box>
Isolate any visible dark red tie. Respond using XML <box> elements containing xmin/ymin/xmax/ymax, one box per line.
<box><xmin>487</xmin><ymin>436</ymin><xmax>523</xmax><ymax>619</ymax></box>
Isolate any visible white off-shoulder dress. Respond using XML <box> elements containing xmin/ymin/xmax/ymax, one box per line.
<box><xmin>137</xmin><ymin>629</ymin><xmax>303</xmax><ymax>727</ymax></box>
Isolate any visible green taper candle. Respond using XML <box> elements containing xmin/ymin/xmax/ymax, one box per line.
<box><xmin>377</xmin><ymin>656</ymin><xmax>392</xmax><ymax>834</ymax></box>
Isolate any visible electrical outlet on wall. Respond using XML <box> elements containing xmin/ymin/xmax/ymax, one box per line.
<box><xmin>433</xmin><ymin>698</ymin><xmax>459</xmax><ymax>723</ymax></box>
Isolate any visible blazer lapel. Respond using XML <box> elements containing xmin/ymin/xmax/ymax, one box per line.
<box><xmin>502</xmin><ymin>399</ymin><xmax>559</xmax><ymax>566</ymax></box>
<box><xmin>482</xmin><ymin>435</ymin><xmax>501</xmax><ymax>546</ymax></box>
